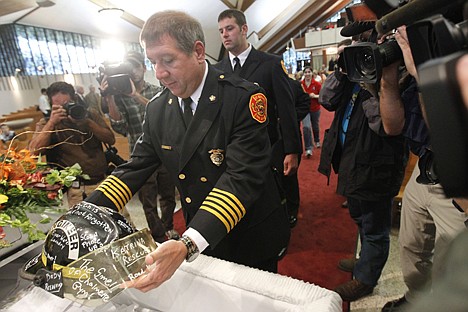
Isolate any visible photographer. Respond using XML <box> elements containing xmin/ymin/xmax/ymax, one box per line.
<box><xmin>379</xmin><ymin>26</ymin><xmax>467</xmax><ymax>312</ymax></box>
<box><xmin>100</xmin><ymin>50</ymin><xmax>179</xmax><ymax>243</ymax></box>
<box><xmin>29</xmin><ymin>81</ymin><xmax>115</xmax><ymax>208</ymax></box>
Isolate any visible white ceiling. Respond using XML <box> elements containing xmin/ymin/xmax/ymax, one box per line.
<box><xmin>0</xmin><ymin>0</ymin><xmax>348</xmax><ymax>60</ymax></box>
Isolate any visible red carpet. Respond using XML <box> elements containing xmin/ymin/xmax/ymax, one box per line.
<box><xmin>277</xmin><ymin>108</ymin><xmax>357</xmax><ymax>292</ymax></box>
<box><xmin>173</xmin><ymin>109</ymin><xmax>357</xmax><ymax>296</ymax></box>
<box><xmin>278</xmin><ymin>109</ymin><xmax>357</xmax><ymax>312</ymax></box>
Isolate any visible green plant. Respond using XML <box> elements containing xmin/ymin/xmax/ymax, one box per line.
<box><xmin>0</xmin><ymin>150</ymin><xmax>88</xmax><ymax>248</ymax></box>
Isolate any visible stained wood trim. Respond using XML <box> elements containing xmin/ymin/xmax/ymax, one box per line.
<box><xmin>259</xmin><ymin>0</ymin><xmax>350</xmax><ymax>54</ymax></box>
<box><xmin>257</xmin><ymin>0</ymin><xmax>304</xmax><ymax>39</ymax></box>
<box><xmin>220</xmin><ymin>0</ymin><xmax>236</xmax><ymax>9</ymax></box>
<box><xmin>220</xmin><ymin>0</ymin><xmax>255</xmax><ymax>11</ymax></box>
<box><xmin>0</xmin><ymin>0</ymin><xmax>35</xmax><ymax>17</ymax></box>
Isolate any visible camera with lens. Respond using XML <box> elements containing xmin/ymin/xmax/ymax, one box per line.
<box><xmin>343</xmin><ymin>38</ymin><xmax>403</xmax><ymax>83</ymax></box>
<box><xmin>104</xmin><ymin>144</ymin><xmax>126</xmax><ymax>175</ymax></box>
<box><xmin>407</xmin><ymin>14</ymin><xmax>468</xmax><ymax>197</ymax></box>
<box><xmin>64</xmin><ymin>96</ymin><xmax>87</xmax><ymax>120</ymax></box>
<box><xmin>358</xmin><ymin>0</ymin><xmax>468</xmax><ymax>196</ymax></box>
<box><xmin>97</xmin><ymin>61</ymin><xmax>133</xmax><ymax>96</ymax></box>
<box><xmin>339</xmin><ymin>0</ymin><xmax>406</xmax><ymax>83</ymax></box>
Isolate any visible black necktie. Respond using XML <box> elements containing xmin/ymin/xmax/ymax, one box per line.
<box><xmin>182</xmin><ymin>97</ymin><xmax>193</xmax><ymax>127</ymax></box>
<box><xmin>233</xmin><ymin>57</ymin><xmax>241</xmax><ymax>75</ymax></box>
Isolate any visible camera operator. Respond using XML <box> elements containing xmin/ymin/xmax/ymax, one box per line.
<box><xmin>379</xmin><ymin>25</ymin><xmax>467</xmax><ymax>312</ymax></box>
<box><xmin>318</xmin><ymin>33</ymin><xmax>407</xmax><ymax>302</ymax></box>
<box><xmin>29</xmin><ymin>81</ymin><xmax>116</xmax><ymax>208</ymax></box>
<box><xmin>100</xmin><ymin>51</ymin><xmax>179</xmax><ymax>243</ymax></box>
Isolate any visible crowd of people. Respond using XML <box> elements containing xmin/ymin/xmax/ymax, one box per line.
<box><xmin>20</xmin><ymin>6</ymin><xmax>468</xmax><ymax>312</ymax></box>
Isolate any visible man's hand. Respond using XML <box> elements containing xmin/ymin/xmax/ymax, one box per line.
<box><xmin>283</xmin><ymin>153</ymin><xmax>298</xmax><ymax>176</ymax></box>
<box><xmin>99</xmin><ymin>75</ymin><xmax>109</xmax><ymax>95</ymax></box>
<box><xmin>128</xmin><ymin>79</ymin><xmax>137</xmax><ymax>97</ymax></box>
<box><xmin>395</xmin><ymin>26</ymin><xmax>418</xmax><ymax>80</ymax></box>
<box><xmin>49</xmin><ymin>103</ymin><xmax>69</xmax><ymax>126</ymax></box>
<box><xmin>122</xmin><ymin>239</ymin><xmax>187</xmax><ymax>293</ymax></box>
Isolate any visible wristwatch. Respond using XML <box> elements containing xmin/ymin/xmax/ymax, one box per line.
<box><xmin>179</xmin><ymin>235</ymin><xmax>200</xmax><ymax>262</ymax></box>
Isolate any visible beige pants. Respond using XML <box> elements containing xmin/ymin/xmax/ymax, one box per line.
<box><xmin>399</xmin><ymin>161</ymin><xmax>467</xmax><ymax>302</ymax></box>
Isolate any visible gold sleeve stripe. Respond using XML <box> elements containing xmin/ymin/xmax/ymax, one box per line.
<box><xmin>199</xmin><ymin>188</ymin><xmax>246</xmax><ymax>232</ymax></box>
<box><xmin>204</xmin><ymin>193</ymin><xmax>242</xmax><ymax>222</ymax></box>
<box><xmin>210</xmin><ymin>193</ymin><xmax>242</xmax><ymax>220</ymax></box>
<box><xmin>205</xmin><ymin>196</ymin><xmax>239</xmax><ymax>224</ymax></box>
<box><xmin>97</xmin><ymin>181</ymin><xmax>126</xmax><ymax>206</ymax></box>
<box><xmin>96</xmin><ymin>184</ymin><xmax>125</xmax><ymax>212</ymax></box>
<box><xmin>203</xmin><ymin>199</ymin><xmax>236</xmax><ymax>229</ymax></box>
<box><xmin>212</xmin><ymin>188</ymin><xmax>246</xmax><ymax>217</ymax></box>
<box><xmin>100</xmin><ymin>176</ymin><xmax>132</xmax><ymax>202</ymax></box>
<box><xmin>94</xmin><ymin>176</ymin><xmax>132</xmax><ymax>210</ymax></box>
<box><xmin>213</xmin><ymin>188</ymin><xmax>246</xmax><ymax>213</ymax></box>
<box><xmin>108</xmin><ymin>176</ymin><xmax>132</xmax><ymax>200</ymax></box>
<box><xmin>200</xmin><ymin>205</ymin><xmax>230</xmax><ymax>232</ymax></box>
<box><xmin>101</xmin><ymin>179</ymin><xmax>130</xmax><ymax>203</ymax></box>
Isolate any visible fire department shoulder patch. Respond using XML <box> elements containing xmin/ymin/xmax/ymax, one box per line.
<box><xmin>281</xmin><ymin>60</ymin><xmax>288</xmax><ymax>75</ymax></box>
<box><xmin>249</xmin><ymin>93</ymin><xmax>267</xmax><ymax>123</ymax></box>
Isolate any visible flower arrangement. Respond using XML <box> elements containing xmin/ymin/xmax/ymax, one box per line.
<box><xmin>0</xmin><ymin>149</ymin><xmax>88</xmax><ymax>248</ymax></box>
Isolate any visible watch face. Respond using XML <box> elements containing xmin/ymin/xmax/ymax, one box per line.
<box><xmin>186</xmin><ymin>250</ymin><xmax>200</xmax><ymax>262</ymax></box>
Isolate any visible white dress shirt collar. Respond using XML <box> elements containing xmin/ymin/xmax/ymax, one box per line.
<box><xmin>178</xmin><ymin>61</ymin><xmax>209</xmax><ymax>112</ymax></box>
<box><xmin>229</xmin><ymin>44</ymin><xmax>252</xmax><ymax>69</ymax></box>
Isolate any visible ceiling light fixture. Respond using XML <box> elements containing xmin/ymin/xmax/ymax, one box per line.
<box><xmin>36</xmin><ymin>0</ymin><xmax>56</xmax><ymax>7</ymax></box>
<box><xmin>98</xmin><ymin>7</ymin><xmax>124</xmax><ymax>19</ymax></box>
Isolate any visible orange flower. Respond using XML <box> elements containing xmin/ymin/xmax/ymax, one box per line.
<box><xmin>0</xmin><ymin>164</ymin><xmax>13</xmax><ymax>180</ymax></box>
<box><xmin>0</xmin><ymin>149</ymin><xmax>37</xmax><ymax>181</ymax></box>
<box><xmin>47</xmin><ymin>192</ymin><xmax>58</xmax><ymax>200</ymax></box>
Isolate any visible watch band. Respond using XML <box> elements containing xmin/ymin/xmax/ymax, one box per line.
<box><xmin>179</xmin><ymin>235</ymin><xmax>200</xmax><ymax>262</ymax></box>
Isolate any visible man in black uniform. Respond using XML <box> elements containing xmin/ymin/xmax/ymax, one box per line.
<box><xmin>216</xmin><ymin>9</ymin><xmax>302</xmax><ymax>227</ymax></box>
<box><xmin>85</xmin><ymin>10</ymin><xmax>290</xmax><ymax>292</ymax></box>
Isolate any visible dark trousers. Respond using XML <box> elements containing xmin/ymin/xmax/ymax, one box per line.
<box><xmin>139</xmin><ymin>165</ymin><xmax>176</xmax><ymax>242</ymax></box>
<box><xmin>271</xmin><ymin>138</ymin><xmax>302</xmax><ymax>220</ymax></box>
<box><xmin>347</xmin><ymin>196</ymin><xmax>392</xmax><ymax>286</ymax></box>
<box><xmin>283</xmin><ymin>155</ymin><xmax>302</xmax><ymax>219</ymax></box>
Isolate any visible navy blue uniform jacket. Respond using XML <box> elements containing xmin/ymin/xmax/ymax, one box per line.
<box><xmin>86</xmin><ymin>64</ymin><xmax>290</xmax><ymax>266</ymax></box>
<box><xmin>216</xmin><ymin>47</ymin><xmax>301</xmax><ymax>170</ymax></box>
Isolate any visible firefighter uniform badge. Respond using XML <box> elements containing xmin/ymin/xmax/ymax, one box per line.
<box><xmin>249</xmin><ymin>93</ymin><xmax>267</xmax><ymax>123</ymax></box>
<box><xmin>209</xmin><ymin>149</ymin><xmax>224</xmax><ymax>166</ymax></box>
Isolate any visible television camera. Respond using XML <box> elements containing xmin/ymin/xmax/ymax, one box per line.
<box><xmin>96</xmin><ymin>61</ymin><xmax>133</xmax><ymax>96</ymax></box>
<box><xmin>341</xmin><ymin>0</ymin><xmax>468</xmax><ymax>197</ymax></box>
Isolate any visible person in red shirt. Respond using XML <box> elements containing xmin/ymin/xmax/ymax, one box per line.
<box><xmin>301</xmin><ymin>67</ymin><xmax>322</xmax><ymax>157</ymax></box>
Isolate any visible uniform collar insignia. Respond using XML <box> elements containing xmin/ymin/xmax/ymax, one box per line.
<box><xmin>209</xmin><ymin>95</ymin><xmax>216</xmax><ymax>102</ymax></box>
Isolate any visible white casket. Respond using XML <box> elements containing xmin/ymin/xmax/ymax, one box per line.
<box><xmin>4</xmin><ymin>254</ymin><xmax>342</xmax><ymax>312</ymax></box>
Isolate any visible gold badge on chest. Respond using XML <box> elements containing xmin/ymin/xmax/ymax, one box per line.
<box><xmin>208</xmin><ymin>149</ymin><xmax>224</xmax><ymax>166</ymax></box>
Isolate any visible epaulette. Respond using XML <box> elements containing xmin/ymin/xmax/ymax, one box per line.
<box><xmin>148</xmin><ymin>86</ymin><xmax>168</xmax><ymax>104</ymax></box>
<box><xmin>218</xmin><ymin>74</ymin><xmax>259</xmax><ymax>92</ymax></box>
